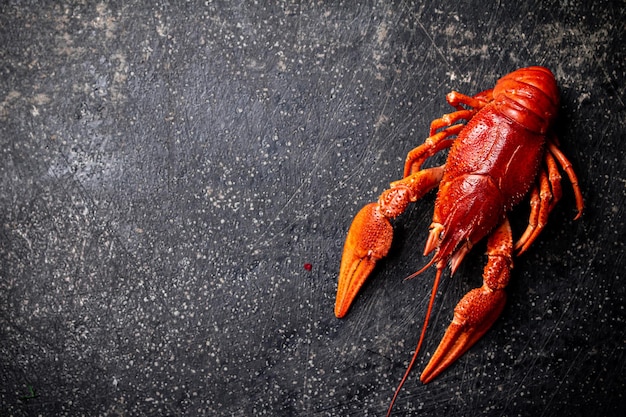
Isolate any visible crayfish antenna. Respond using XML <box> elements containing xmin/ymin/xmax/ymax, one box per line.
<box><xmin>386</xmin><ymin>262</ymin><xmax>444</xmax><ymax>417</ymax></box>
<box><xmin>404</xmin><ymin>255</ymin><xmax>438</xmax><ymax>281</ymax></box>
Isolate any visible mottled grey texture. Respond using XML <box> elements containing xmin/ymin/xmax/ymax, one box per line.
<box><xmin>0</xmin><ymin>1</ymin><xmax>624</xmax><ymax>416</ymax></box>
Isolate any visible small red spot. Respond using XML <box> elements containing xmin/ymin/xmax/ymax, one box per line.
<box><xmin>303</xmin><ymin>263</ymin><xmax>312</xmax><ymax>271</ymax></box>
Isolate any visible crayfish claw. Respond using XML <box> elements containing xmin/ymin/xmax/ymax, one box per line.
<box><xmin>420</xmin><ymin>286</ymin><xmax>506</xmax><ymax>383</ymax></box>
<box><xmin>335</xmin><ymin>203</ymin><xmax>393</xmax><ymax>318</ymax></box>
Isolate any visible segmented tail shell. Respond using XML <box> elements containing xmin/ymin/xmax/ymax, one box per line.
<box><xmin>493</xmin><ymin>66</ymin><xmax>559</xmax><ymax>134</ymax></box>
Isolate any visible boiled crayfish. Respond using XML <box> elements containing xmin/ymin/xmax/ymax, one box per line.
<box><xmin>334</xmin><ymin>66</ymin><xmax>584</xmax><ymax>415</ymax></box>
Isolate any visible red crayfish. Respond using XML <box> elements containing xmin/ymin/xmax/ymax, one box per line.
<box><xmin>334</xmin><ymin>66</ymin><xmax>584</xmax><ymax>415</ymax></box>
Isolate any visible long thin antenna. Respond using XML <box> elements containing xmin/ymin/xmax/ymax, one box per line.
<box><xmin>386</xmin><ymin>265</ymin><xmax>444</xmax><ymax>416</ymax></box>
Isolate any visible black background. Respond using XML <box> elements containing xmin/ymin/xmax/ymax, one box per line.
<box><xmin>1</xmin><ymin>1</ymin><xmax>624</xmax><ymax>416</ymax></box>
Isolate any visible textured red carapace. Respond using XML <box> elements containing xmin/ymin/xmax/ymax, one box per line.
<box><xmin>334</xmin><ymin>66</ymin><xmax>583</xmax><ymax>415</ymax></box>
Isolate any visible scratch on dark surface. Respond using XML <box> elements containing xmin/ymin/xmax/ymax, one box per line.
<box><xmin>414</xmin><ymin>15</ymin><xmax>455</xmax><ymax>75</ymax></box>
<box><xmin>539</xmin><ymin>349</ymin><xmax>582</xmax><ymax>417</ymax></box>
<box><xmin>374</xmin><ymin>76</ymin><xmax>396</xmax><ymax>135</ymax></box>
<box><xmin>252</xmin><ymin>136</ymin><xmax>337</xmax><ymax>248</ymax></box>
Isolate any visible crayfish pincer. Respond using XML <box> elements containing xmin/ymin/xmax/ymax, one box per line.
<box><xmin>334</xmin><ymin>66</ymin><xmax>584</xmax><ymax>415</ymax></box>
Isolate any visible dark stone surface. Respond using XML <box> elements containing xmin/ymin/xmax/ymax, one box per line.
<box><xmin>1</xmin><ymin>1</ymin><xmax>624</xmax><ymax>416</ymax></box>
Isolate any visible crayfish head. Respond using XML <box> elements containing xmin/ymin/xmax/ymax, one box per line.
<box><xmin>428</xmin><ymin>174</ymin><xmax>505</xmax><ymax>273</ymax></box>
<box><xmin>335</xmin><ymin>203</ymin><xmax>393</xmax><ymax>318</ymax></box>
